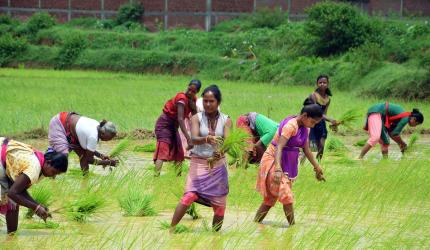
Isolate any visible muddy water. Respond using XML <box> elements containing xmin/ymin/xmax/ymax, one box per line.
<box><xmin>2</xmin><ymin>135</ymin><xmax>429</xmax><ymax>248</ymax></box>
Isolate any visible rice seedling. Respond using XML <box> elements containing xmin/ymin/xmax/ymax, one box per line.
<box><xmin>159</xmin><ymin>221</ymin><xmax>191</xmax><ymax>234</ymax></box>
<box><xmin>207</xmin><ymin>128</ymin><xmax>252</xmax><ymax>168</ymax></box>
<box><xmin>133</xmin><ymin>142</ymin><xmax>156</xmax><ymax>153</ymax></box>
<box><xmin>66</xmin><ymin>192</ymin><xmax>105</xmax><ymax>222</ymax></box>
<box><xmin>118</xmin><ymin>188</ymin><xmax>156</xmax><ymax>217</ymax></box>
<box><xmin>331</xmin><ymin>108</ymin><xmax>362</xmax><ymax>131</ymax></box>
<box><xmin>325</xmin><ymin>136</ymin><xmax>346</xmax><ymax>152</ymax></box>
<box><xmin>21</xmin><ymin>221</ymin><xmax>60</xmax><ymax>229</ymax></box>
<box><xmin>353</xmin><ymin>138</ymin><xmax>368</xmax><ymax>147</ymax></box>
<box><xmin>26</xmin><ymin>183</ymin><xmax>53</xmax><ymax>218</ymax></box>
<box><xmin>172</xmin><ymin>191</ymin><xmax>199</xmax><ymax>220</ymax></box>
<box><xmin>407</xmin><ymin>132</ymin><xmax>419</xmax><ymax>150</ymax></box>
<box><xmin>109</xmin><ymin>137</ymin><xmax>131</xmax><ymax>162</ymax></box>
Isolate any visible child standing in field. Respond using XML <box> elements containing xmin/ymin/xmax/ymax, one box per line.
<box><xmin>303</xmin><ymin>75</ymin><xmax>338</xmax><ymax>161</ymax></box>
<box><xmin>153</xmin><ymin>80</ymin><xmax>201</xmax><ymax>176</ymax></box>
<box><xmin>254</xmin><ymin>104</ymin><xmax>325</xmax><ymax>226</ymax></box>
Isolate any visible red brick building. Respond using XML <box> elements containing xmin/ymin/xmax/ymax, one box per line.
<box><xmin>1</xmin><ymin>0</ymin><xmax>429</xmax><ymax>30</ymax></box>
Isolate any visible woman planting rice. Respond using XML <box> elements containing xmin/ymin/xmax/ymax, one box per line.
<box><xmin>0</xmin><ymin>137</ymin><xmax>68</xmax><ymax>234</ymax></box>
<box><xmin>236</xmin><ymin>112</ymin><xmax>278</xmax><ymax>163</ymax></box>
<box><xmin>154</xmin><ymin>80</ymin><xmax>201</xmax><ymax>176</ymax></box>
<box><xmin>254</xmin><ymin>104</ymin><xmax>325</xmax><ymax>226</ymax></box>
<box><xmin>171</xmin><ymin>85</ymin><xmax>232</xmax><ymax>231</ymax></box>
<box><xmin>48</xmin><ymin>112</ymin><xmax>118</xmax><ymax>174</ymax></box>
<box><xmin>303</xmin><ymin>75</ymin><xmax>339</xmax><ymax>161</ymax></box>
<box><xmin>359</xmin><ymin>102</ymin><xmax>424</xmax><ymax>159</ymax></box>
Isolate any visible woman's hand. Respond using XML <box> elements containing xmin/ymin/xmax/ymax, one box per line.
<box><xmin>400</xmin><ymin>143</ymin><xmax>407</xmax><ymax>153</ymax></box>
<box><xmin>314</xmin><ymin>166</ymin><xmax>326</xmax><ymax>182</ymax></box>
<box><xmin>273</xmin><ymin>167</ymin><xmax>283</xmax><ymax>185</ymax></box>
<box><xmin>206</xmin><ymin>135</ymin><xmax>222</xmax><ymax>145</ymax></box>
<box><xmin>35</xmin><ymin>205</ymin><xmax>50</xmax><ymax>222</ymax></box>
<box><xmin>186</xmin><ymin>138</ymin><xmax>194</xmax><ymax>150</ymax></box>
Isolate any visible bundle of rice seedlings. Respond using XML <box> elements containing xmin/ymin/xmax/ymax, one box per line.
<box><xmin>26</xmin><ymin>184</ymin><xmax>53</xmax><ymax>218</ymax></box>
<box><xmin>109</xmin><ymin>137</ymin><xmax>131</xmax><ymax>162</ymax></box>
<box><xmin>325</xmin><ymin>136</ymin><xmax>346</xmax><ymax>155</ymax></box>
<box><xmin>353</xmin><ymin>138</ymin><xmax>368</xmax><ymax>147</ymax></box>
<box><xmin>21</xmin><ymin>221</ymin><xmax>60</xmax><ymax>229</ymax></box>
<box><xmin>118</xmin><ymin>188</ymin><xmax>156</xmax><ymax>217</ymax></box>
<box><xmin>66</xmin><ymin>192</ymin><xmax>104</xmax><ymax>222</ymax></box>
<box><xmin>159</xmin><ymin>221</ymin><xmax>191</xmax><ymax>234</ymax></box>
<box><xmin>331</xmin><ymin>109</ymin><xmax>362</xmax><ymax>131</ymax></box>
<box><xmin>207</xmin><ymin>128</ymin><xmax>252</xmax><ymax>168</ymax></box>
<box><xmin>133</xmin><ymin>142</ymin><xmax>156</xmax><ymax>153</ymax></box>
<box><xmin>405</xmin><ymin>132</ymin><xmax>420</xmax><ymax>153</ymax></box>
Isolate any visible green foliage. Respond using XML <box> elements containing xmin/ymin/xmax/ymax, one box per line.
<box><xmin>133</xmin><ymin>142</ymin><xmax>156</xmax><ymax>153</ymax></box>
<box><xmin>66</xmin><ymin>192</ymin><xmax>104</xmax><ymax>222</ymax></box>
<box><xmin>21</xmin><ymin>221</ymin><xmax>60</xmax><ymax>229</ymax></box>
<box><xmin>159</xmin><ymin>221</ymin><xmax>191</xmax><ymax>233</ymax></box>
<box><xmin>326</xmin><ymin>136</ymin><xmax>346</xmax><ymax>153</ymax></box>
<box><xmin>337</xmin><ymin>108</ymin><xmax>362</xmax><ymax>130</ymax></box>
<box><xmin>26</xmin><ymin>183</ymin><xmax>53</xmax><ymax>218</ymax></box>
<box><xmin>109</xmin><ymin>138</ymin><xmax>131</xmax><ymax>158</ymax></box>
<box><xmin>26</xmin><ymin>12</ymin><xmax>56</xmax><ymax>36</ymax></box>
<box><xmin>305</xmin><ymin>1</ymin><xmax>380</xmax><ymax>56</ymax></box>
<box><xmin>249</xmin><ymin>8</ymin><xmax>287</xmax><ymax>29</ymax></box>
<box><xmin>55</xmin><ymin>33</ymin><xmax>87</xmax><ymax>69</ymax></box>
<box><xmin>118</xmin><ymin>188</ymin><xmax>156</xmax><ymax>217</ymax></box>
<box><xmin>186</xmin><ymin>203</ymin><xmax>199</xmax><ymax>220</ymax></box>
<box><xmin>0</xmin><ymin>34</ymin><xmax>28</xmax><ymax>66</ymax></box>
<box><xmin>116</xmin><ymin>3</ymin><xmax>144</xmax><ymax>26</ymax></box>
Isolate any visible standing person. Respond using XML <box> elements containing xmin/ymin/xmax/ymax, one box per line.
<box><xmin>171</xmin><ymin>85</ymin><xmax>232</xmax><ymax>231</ymax></box>
<box><xmin>0</xmin><ymin>137</ymin><xmax>68</xmax><ymax>234</ymax></box>
<box><xmin>359</xmin><ymin>102</ymin><xmax>424</xmax><ymax>159</ymax></box>
<box><xmin>254</xmin><ymin>104</ymin><xmax>325</xmax><ymax>226</ymax></box>
<box><xmin>179</xmin><ymin>80</ymin><xmax>203</xmax><ymax>159</ymax></box>
<box><xmin>303</xmin><ymin>75</ymin><xmax>339</xmax><ymax>161</ymax></box>
<box><xmin>154</xmin><ymin>80</ymin><xmax>201</xmax><ymax>176</ymax></box>
<box><xmin>48</xmin><ymin>113</ymin><xmax>118</xmax><ymax>174</ymax></box>
<box><xmin>236</xmin><ymin>112</ymin><xmax>278</xmax><ymax>163</ymax></box>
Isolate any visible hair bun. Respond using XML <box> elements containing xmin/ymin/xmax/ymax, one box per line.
<box><xmin>100</xmin><ymin>119</ymin><xmax>107</xmax><ymax>127</ymax></box>
<box><xmin>412</xmin><ymin>108</ymin><xmax>420</xmax><ymax>113</ymax></box>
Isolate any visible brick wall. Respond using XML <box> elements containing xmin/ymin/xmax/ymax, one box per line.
<box><xmin>1</xmin><ymin>0</ymin><xmax>430</xmax><ymax>30</ymax></box>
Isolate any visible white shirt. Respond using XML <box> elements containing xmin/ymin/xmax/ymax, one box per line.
<box><xmin>75</xmin><ymin>117</ymin><xmax>99</xmax><ymax>152</ymax></box>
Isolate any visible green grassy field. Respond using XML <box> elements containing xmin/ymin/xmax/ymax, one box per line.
<box><xmin>0</xmin><ymin>68</ymin><xmax>429</xmax><ymax>136</ymax></box>
<box><xmin>1</xmin><ymin>69</ymin><xmax>430</xmax><ymax>249</ymax></box>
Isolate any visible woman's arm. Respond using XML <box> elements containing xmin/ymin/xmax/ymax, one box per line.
<box><xmin>323</xmin><ymin>102</ymin><xmax>338</xmax><ymax>125</ymax></box>
<box><xmin>177</xmin><ymin>103</ymin><xmax>192</xmax><ymax>146</ymax></box>
<box><xmin>223</xmin><ymin>117</ymin><xmax>232</xmax><ymax>138</ymax></box>
<box><xmin>304</xmin><ymin>141</ymin><xmax>325</xmax><ymax>181</ymax></box>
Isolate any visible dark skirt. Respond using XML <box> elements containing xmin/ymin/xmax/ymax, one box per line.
<box><xmin>309</xmin><ymin>120</ymin><xmax>327</xmax><ymax>142</ymax></box>
<box><xmin>153</xmin><ymin>113</ymin><xmax>184</xmax><ymax>162</ymax></box>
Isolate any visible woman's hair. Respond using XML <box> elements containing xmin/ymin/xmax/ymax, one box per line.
<box><xmin>316</xmin><ymin>74</ymin><xmax>332</xmax><ymax>96</ymax></box>
<box><xmin>411</xmin><ymin>108</ymin><xmax>424</xmax><ymax>124</ymax></box>
<box><xmin>44</xmin><ymin>150</ymin><xmax>68</xmax><ymax>172</ymax></box>
<box><xmin>202</xmin><ymin>84</ymin><xmax>222</xmax><ymax>103</ymax></box>
<box><xmin>99</xmin><ymin>120</ymin><xmax>117</xmax><ymax>136</ymax></box>
<box><xmin>189</xmin><ymin>79</ymin><xmax>202</xmax><ymax>92</ymax></box>
<box><xmin>301</xmin><ymin>104</ymin><xmax>324</xmax><ymax>119</ymax></box>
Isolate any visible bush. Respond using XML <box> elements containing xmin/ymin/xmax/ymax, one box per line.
<box><xmin>26</xmin><ymin>12</ymin><xmax>56</xmax><ymax>36</ymax></box>
<box><xmin>249</xmin><ymin>8</ymin><xmax>287</xmax><ymax>29</ymax></box>
<box><xmin>305</xmin><ymin>1</ymin><xmax>379</xmax><ymax>56</ymax></box>
<box><xmin>65</xmin><ymin>17</ymin><xmax>98</xmax><ymax>28</ymax></box>
<box><xmin>116</xmin><ymin>3</ymin><xmax>144</xmax><ymax>25</ymax></box>
<box><xmin>55</xmin><ymin>33</ymin><xmax>87</xmax><ymax>69</ymax></box>
<box><xmin>0</xmin><ymin>34</ymin><xmax>28</xmax><ymax>66</ymax></box>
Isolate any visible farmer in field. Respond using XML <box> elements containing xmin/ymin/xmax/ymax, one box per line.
<box><xmin>0</xmin><ymin>137</ymin><xmax>68</xmax><ymax>234</ymax></box>
<box><xmin>171</xmin><ymin>85</ymin><xmax>232</xmax><ymax>231</ymax></box>
<box><xmin>254</xmin><ymin>104</ymin><xmax>325</xmax><ymax>226</ymax></box>
<box><xmin>48</xmin><ymin>112</ymin><xmax>118</xmax><ymax>173</ymax></box>
<box><xmin>154</xmin><ymin>80</ymin><xmax>201</xmax><ymax>176</ymax></box>
<box><xmin>303</xmin><ymin>75</ymin><xmax>339</xmax><ymax>161</ymax></box>
<box><xmin>359</xmin><ymin>102</ymin><xmax>424</xmax><ymax>159</ymax></box>
<box><xmin>236</xmin><ymin>112</ymin><xmax>278</xmax><ymax>163</ymax></box>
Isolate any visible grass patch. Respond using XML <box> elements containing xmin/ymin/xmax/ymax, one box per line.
<box><xmin>133</xmin><ymin>142</ymin><xmax>156</xmax><ymax>153</ymax></box>
<box><xmin>118</xmin><ymin>188</ymin><xmax>156</xmax><ymax>217</ymax></box>
<box><xmin>21</xmin><ymin>221</ymin><xmax>60</xmax><ymax>229</ymax></box>
<box><xmin>159</xmin><ymin>221</ymin><xmax>191</xmax><ymax>234</ymax></box>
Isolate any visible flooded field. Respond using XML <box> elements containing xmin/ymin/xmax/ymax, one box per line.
<box><xmin>2</xmin><ymin>134</ymin><xmax>430</xmax><ymax>249</ymax></box>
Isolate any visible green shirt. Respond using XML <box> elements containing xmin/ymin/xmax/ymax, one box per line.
<box><xmin>255</xmin><ymin>114</ymin><xmax>279</xmax><ymax>146</ymax></box>
<box><xmin>367</xmin><ymin>103</ymin><xmax>409</xmax><ymax>144</ymax></box>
